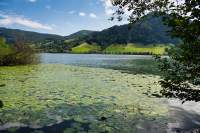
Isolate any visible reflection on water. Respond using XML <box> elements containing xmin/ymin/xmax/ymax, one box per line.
<box><xmin>41</xmin><ymin>53</ymin><xmax>159</xmax><ymax>75</ymax></box>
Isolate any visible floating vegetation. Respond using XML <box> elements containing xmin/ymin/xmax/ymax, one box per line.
<box><xmin>0</xmin><ymin>64</ymin><xmax>169</xmax><ymax>133</ymax></box>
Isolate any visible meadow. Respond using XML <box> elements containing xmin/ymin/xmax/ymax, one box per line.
<box><xmin>71</xmin><ymin>43</ymin><xmax>101</xmax><ymax>54</ymax></box>
<box><xmin>71</xmin><ymin>43</ymin><xmax>168</xmax><ymax>55</ymax></box>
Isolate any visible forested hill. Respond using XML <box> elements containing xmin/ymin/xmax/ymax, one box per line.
<box><xmin>65</xmin><ymin>15</ymin><xmax>179</xmax><ymax>47</ymax></box>
<box><xmin>0</xmin><ymin>27</ymin><xmax>64</xmax><ymax>43</ymax></box>
<box><xmin>65</xmin><ymin>30</ymin><xmax>95</xmax><ymax>40</ymax></box>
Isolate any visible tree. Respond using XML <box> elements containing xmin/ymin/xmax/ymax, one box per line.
<box><xmin>0</xmin><ymin>38</ymin><xmax>39</xmax><ymax>66</ymax></box>
<box><xmin>111</xmin><ymin>0</ymin><xmax>200</xmax><ymax>102</ymax></box>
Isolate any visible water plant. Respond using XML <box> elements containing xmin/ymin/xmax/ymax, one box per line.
<box><xmin>0</xmin><ymin>64</ymin><xmax>169</xmax><ymax>132</ymax></box>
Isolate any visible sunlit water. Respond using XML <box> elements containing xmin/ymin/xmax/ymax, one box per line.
<box><xmin>41</xmin><ymin>53</ymin><xmax>159</xmax><ymax>75</ymax></box>
<box><xmin>0</xmin><ymin>53</ymin><xmax>199</xmax><ymax>133</ymax></box>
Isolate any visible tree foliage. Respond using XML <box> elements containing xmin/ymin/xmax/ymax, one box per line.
<box><xmin>0</xmin><ymin>37</ymin><xmax>39</xmax><ymax>66</ymax></box>
<box><xmin>111</xmin><ymin>0</ymin><xmax>200</xmax><ymax>102</ymax></box>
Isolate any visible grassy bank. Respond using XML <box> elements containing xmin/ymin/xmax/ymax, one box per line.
<box><xmin>104</xmin><ymin>44</ymin><xmax>168</xmax><ymax>55</ymax></box>
<box><xmin>70</xmin><ymin>43</ymin><xmax>169</xmax><ymax>55</ymax></box>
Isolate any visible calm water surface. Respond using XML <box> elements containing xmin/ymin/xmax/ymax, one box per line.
<box><xmin>41</xmin><ymin>53</ymin><xmax>159</xmax><ymax>75</ymax></box>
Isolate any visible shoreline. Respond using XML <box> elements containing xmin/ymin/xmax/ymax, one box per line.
<box><xmin>40</xmin><ymin>52</ymin><xmax>165</xmax><ymax>55</ymax></box>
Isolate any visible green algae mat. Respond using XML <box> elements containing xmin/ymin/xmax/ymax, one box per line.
<box><xmin>0</xmin><ymin>64</ymin><xmax>170</xmax><ymax>133</ymax></box>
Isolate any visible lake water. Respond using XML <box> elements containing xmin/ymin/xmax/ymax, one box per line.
<box><xmin>41</xmin><ymin>53</ymin><xmax>159</xmax><ymax>75</ymax></box>
<box><xmin>41</xmin><ymin>53</ymin><xmax>200</xmax><ymax>132</ymax></box>
<box><xmin>0</xmin><ymin>53</ymin><xmax>199</xmax><ymax>133</ymax></box>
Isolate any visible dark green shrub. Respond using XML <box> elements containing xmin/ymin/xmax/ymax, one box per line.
<box><xmin>0</xmin><ymin>37</ymin><xmax>39</xmax><ymax>66</ymax></box>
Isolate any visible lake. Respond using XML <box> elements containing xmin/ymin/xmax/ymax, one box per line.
<box><xmin>0</xmin><ymin>53</ymin><xmax>199</xmax><ymax>133</ymax></box>
<box><xmin>41</xmin><ymin>53</ymin><xmax>159</xmax><ymax>75</ymax></box>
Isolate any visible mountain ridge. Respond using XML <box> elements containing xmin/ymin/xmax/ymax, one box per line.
<box><xmin>0</xmin><ymin>14</ymin><xmax>180</xmax><ymax>53</ymax></box>
<box><xmin>0</xmin><ymin>27</ymin><xmax>64</xmax><ymax>43</ymax></box>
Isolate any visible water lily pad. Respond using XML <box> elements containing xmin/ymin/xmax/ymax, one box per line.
<box><xmin>0</xmin><ymin>64</ymin><xmax>169</xmax><ymax>132</ymax></box>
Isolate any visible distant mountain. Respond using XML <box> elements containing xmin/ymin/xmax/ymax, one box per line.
<box><xmin>0</xmin><ymin>14</ymin><xmax>180</xmax><ymax>53</ymax></box>
<box><xmin>65</xmin><ymin>30</ymin><xmax>95</xmax><ymax>40</ymax></box>
<box><xmin>65</xmin><ymin>15</ymin><xmax>179</xmax><ymax>48</ymax></box>
<box><xmin>0</xmin><ymin>27</ymin><xmax>64</xmax><ymax>43</ymax></box>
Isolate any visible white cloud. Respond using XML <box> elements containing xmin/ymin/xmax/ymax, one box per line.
<box><xmin>0</xmin><ymin>18</ymin><xmax>12</xmax><ymax>25</ymax></box>
<box><xmin>100</xmin><ymin>0</ymin><xmax>115</xmax><ymax>16</ymax></box>
<box><xmin>101</xmin><ymin>0</ymin><xmax>130</xmax><ymax>16</ymax></box>
<box><xmin>0</xmin><ymin>13</ymin><xmax>52</xmax><ymax>30</ymax></box>
<box><xmin>89</xmin><ymin>13</ymin><xmax>97</xmax><ymax>18</ymax></box>
<box><xmin>28</xmin><ymin>0</ymin><xmax>37</xmax><ymax>2</ymax></box>
<box><xmin>79</xmin><ymin>12</ymin><xmax>86</xmax><ymax>17</ymax></box>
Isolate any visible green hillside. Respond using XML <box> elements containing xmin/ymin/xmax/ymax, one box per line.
<box><xmin>71</xmin><ymin>43</ymin><xmax>101</xmax><ymax>53</ymax></box>
<box><xmin>65</xmin><ymin>30</ymin><xmax>95</xmax><ymax>40</ymax></box>
<box><xmin>0</xmin><ymin>27</ymin><xmax>64</xmax><ymax>43</ymax></box>
<box><xmin>104</xmin><ymin>44</ymin><xmax>168</xmax><ymax>55</ymax></box>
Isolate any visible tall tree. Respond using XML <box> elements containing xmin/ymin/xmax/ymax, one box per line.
<box><xmin>111</xmin><ymin>0</ymin><xmax>200</xmax><ymax>102</ymax></box>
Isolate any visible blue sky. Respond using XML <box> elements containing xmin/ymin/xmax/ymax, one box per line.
<box><xmin>0</xmin><ymin>0</ymin><xmax>126</xmax><ymax>36</ymax></box>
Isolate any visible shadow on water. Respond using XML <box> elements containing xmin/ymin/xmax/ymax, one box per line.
<box><xmin>0</xmin><ymin>102</ymin><xmax>170</xmax><ymax>133</ymax></box>
<box><xmin>1</xmin><ymin>102</ymin><xmax>200</xmax><ymax>133</ymax></box>
<box><xmin>169</xmin><ymin>107</ymin><xmax>200</xmax><ymax>133</ymax></box>
<box><xmin>0</xmin><ymin>120</ymin><xmax>90</xmax><ymax>133</ymax></box>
